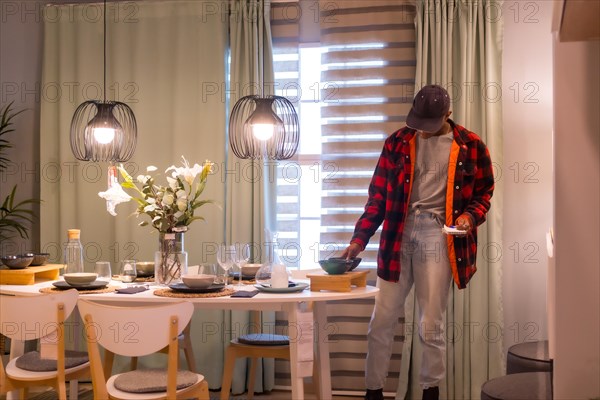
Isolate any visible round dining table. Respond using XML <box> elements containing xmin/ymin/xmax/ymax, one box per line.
<box><xmin>1</xmin><ymin>278</ymin><xmax>378</xmax><ymax>400</ymax></box>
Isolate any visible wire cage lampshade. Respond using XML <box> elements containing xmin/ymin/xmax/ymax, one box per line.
<box><xmin>70</xmin><ymin>101</ymin><xmax>137</xmax><ymax>162</ymax></box>
<box><xmin>229</xmin><ymin>95</ymin><xmax>299</xmax><ymax>160</ymax></box>
<box><xmin>69</xmin><ymin>0</ymin><xmax>137</xmax><ymax>163</ymax></box>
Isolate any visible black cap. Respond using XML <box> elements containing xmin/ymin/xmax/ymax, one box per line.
<box><xmin>406</xmin><ymin>85</ymin><xmax>450</xmax><ymax>132</ymax></box>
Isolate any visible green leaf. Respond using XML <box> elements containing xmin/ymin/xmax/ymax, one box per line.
<box><xmin>121</xmin><ymin>181</ymin><xmax>137</xmax><ymax>189</ymax></box>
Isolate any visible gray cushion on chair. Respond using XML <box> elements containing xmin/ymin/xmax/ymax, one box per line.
<box><xmin>507</xmin><ymin>340</ymin><xmax>552</xmax><ymax>374</ymax></box>
<box><xmin>113</xmin><ymin>368</ymin><xmax>197</xmax><ymax>393</ymax></box>
<box><xmin>237</xmin><ymin>333</ymin><xmax>290</xmax><ymax>345</ymax></box>
<box><xmin>15</xmin><ymin>350</ymin><xmax>88</xmax><ymax>371</ymax></box>
<box><xmin>481</xmin><ymin>372</ymin><xmax>552</xmax><ymax>400</ymax></box>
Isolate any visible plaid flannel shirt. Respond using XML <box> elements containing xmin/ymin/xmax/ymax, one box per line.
<box><xmin>351</xmin><ymin>120</ymin><xmax>494</xmax><ymax>289</ymax></box>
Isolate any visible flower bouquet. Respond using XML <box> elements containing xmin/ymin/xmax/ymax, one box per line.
<box><xmin>100</xmin><ymin>157</ymin><xmax>216</xmax><ymax>284</ymax></box>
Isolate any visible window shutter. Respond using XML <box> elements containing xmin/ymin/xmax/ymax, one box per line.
<box><xmin>319</xmin><ymin>1</ymin><xmax>416</xmax><ymax>267</ymax></box>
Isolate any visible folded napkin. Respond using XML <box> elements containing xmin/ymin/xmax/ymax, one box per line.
<box><xmin>116</xmin><ymin>286</ymin><xmax>148</xmax><ymax>294</ymax></box>
<box><xmin>230</xmin><ymin>290</ymin><xmax>259</xmax><ymax>298</ymax></box>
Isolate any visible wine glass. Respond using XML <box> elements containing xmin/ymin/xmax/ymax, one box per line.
<box><xmin>233</xmin><ymin>243</ymin><xmax>250</xmax><ymax>286</ymax></box>
<box><xmin>217</xmin><ymin>245</ymin><xmax>235</xmax><ymax>285</ymax></box>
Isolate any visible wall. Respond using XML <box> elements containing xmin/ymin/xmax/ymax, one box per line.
<box><xmin>501</xmin><ymin>0</ymin><xmax>554</xmax><ymax>355</ymax></box>
<box><xmin>552</xmin><ymin>32</ymin><xmax>600</xmax><ymax>399</ymax></box>
<box><xmin>0</xmin><ymin>0</ymin><xmax>46</xmax><ymax>253</ymax></box>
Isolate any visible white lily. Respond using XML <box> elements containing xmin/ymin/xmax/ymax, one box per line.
<box><xmin>98</xmin><ymin>184</ymin><xmax>132</xmax><ymax>216</ymax></box>
<box><xmin>166</xmin><ymin>156</ymin><xmax>203</xmax><ymax>186</ymax></box>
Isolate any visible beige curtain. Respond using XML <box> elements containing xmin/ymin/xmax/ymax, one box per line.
<box><xmin>226</xmin><ymin>0</ymin><xmax>278</xmax><ymax>394</ymax></box>
<box><xmin>399</xmin><ymin>0</ymin><xmax>505</xmax><ymax>399</ymax></box>
<box><xmin>40</xmin><ymin>0</ymin><xmax>230</xmax><ymax>388</ymax></box>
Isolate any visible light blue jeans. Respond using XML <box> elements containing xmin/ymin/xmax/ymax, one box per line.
<box><xmin>366</xmin><ymin>208</ymin><xmax>452</xmax><ymax>390</ymax></box>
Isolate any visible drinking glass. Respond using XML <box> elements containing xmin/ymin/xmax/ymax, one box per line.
<box><xmin>198</xmin><ymin>263</ymin><xmax>217</xmax><ymax>282</ymax></box>
<box><xmin>120</xmin><ymin>260</ymin><xmax>137</xmax><ymax>283</ymax></box>
<box><xmin>234</xmin><ymin>243</ymin><xmax>251</xmax><ymax>286</ymax></box>
<box><xmin>95</xmin><ymin>261</ymin><xmax>112</xmax><ymax>283</ymax></box>
<box><xmin>217</xmin><ymin>245</ymin><xmax>235</xmax><ymax>285</ymax></box>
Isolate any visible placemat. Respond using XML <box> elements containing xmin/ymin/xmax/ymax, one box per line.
<box><xmin>153</xmin><ymin>287</ymin><xmax>235</xmax><ymax>298</ymax></box>
<box><xmin>39</xmin><ymin>286</ymin><xmax>118</xmax><ymax>294</ymax></box>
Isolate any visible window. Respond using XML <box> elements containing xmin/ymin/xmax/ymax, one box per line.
<box><xmin>272</xmin><ymin>2</ymin><xmax>416</xmax><ymax>272</ymax></box>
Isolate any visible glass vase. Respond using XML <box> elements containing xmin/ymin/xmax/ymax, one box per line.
<box><xmin>155</xmin><ymin>232</ymin><xmax>188</xmax><ymax>285</ymax></box>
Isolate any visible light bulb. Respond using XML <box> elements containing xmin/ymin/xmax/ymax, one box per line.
<box><xmin>252</xmin><ymin>123</ymin><xmax>274</xmax><ymax>140</ymax></box>
<box><xmin>93</xmin><ymin>127</ymin><xmax>116</xmax><ymax>144</ymax></box>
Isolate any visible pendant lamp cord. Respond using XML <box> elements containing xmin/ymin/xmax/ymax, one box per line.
<box><xmin>259</xmin><ymin>3</ymin><xmax>264</xmax><ymax>96</ymax></box>
<box><xmin>103</xmin><ymin>0</ymin><xmax>107</xmax><ymax>102</ymax></box>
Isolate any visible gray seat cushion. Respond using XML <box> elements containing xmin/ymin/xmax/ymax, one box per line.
<box><xmin>113</xmin><ymin>368</ymin><xmax>197</xmax><ymax>393</ymax></box>
<box><xmin>15</xmin><ymin>350</ymin><xmax>88</xmax><ymax>372</ymax></box>
<box><xmin>481</xmin><ymin>372</ymin><xmax>552</xmax><ymax>400</ymax></box>
<box><xmin>237</xmin><ymin>333</ymin><xmax>289</xmax><ymax>346</ymax></box>
<box><xmin>507</xmin><ymin>340</ymin><xmax>552</xmax><ymax>374</ymax></box>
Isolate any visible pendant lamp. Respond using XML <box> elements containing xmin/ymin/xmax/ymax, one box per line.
<box><xmin>228</xmin><ymin>4</ymin><xmax>298</xmax><ymax>161</ymax></box>
<box><xmin>229</xmin><ymin>95</ymin><xmax>299</xmax><ymax>160</ymax></box>
<box><xmin>70</xmin><ymin>0</ymin><xmax>137</xmax><ymax>162</ymax></box>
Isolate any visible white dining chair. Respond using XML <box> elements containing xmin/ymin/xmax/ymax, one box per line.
<box><xmin>0</xmin><ymin>289</ymin><xmax>90</xmax><ymax>400</ymax></box>
<box><xmin>78</xmin><ymin>299</ymin><xmax>209</xmax><ymax>399</ymax></box>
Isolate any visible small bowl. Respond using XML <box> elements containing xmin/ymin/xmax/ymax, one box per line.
<box><xmin>30</xmin><ymin>252</ymin><xmax>50</xmax><ymax>266</ymax></box>
<box><xmin>1</xmin><ymin>254</ymin><xmax>34</xmax><ymax>269</ymax></box>
<box><xmin>242</xmin><ymin>263</ymin><xmax>262</xmax><ymax>277</ymax></box>
<box><xmin>329</xmin><ymin>257</ymin><xmax>362</xmax><ymax>271</ymax></box>
<box><xmin>64</xmin><ymin>272</ymin><xmax>98</xmax><ymax>287</ymax></box>
<box><xmin>318</xmin><ymin>258</ymin><xmax>352</xmax><ymax>275</ymax></box>
<box><xmin>136</xmin><ymin>261</ymin><xmax>154</xmax><ymax>277</ymax></box>
<box><xmin>182</xmin><ymin>274</ymin><xmax>215</xmax><ymax>289</ymax></box>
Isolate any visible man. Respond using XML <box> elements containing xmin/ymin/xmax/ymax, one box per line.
<box><xmin>342</xmin><ymin>85</ymin><xmax>495</xmax><ymax>400</ymax></box>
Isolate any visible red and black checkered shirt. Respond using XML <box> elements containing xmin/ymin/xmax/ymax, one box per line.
<box><xmin>351</xmin><ymin>120</ymin><xmax>494</xmax><ymax>289</ymax></box>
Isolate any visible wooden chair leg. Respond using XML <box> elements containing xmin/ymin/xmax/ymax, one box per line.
<box><xmin>182</xmin><ymin>323</ymin><xmax>197</xmax><ymax>372</ymax></box>
<box><xmin>220</xmin><ymin>347</ymin><xmax>237</xmax><ymax>400</ymax></box>
<box><xmin>104</xmin><ymin>350</ymin><xmax>116</xmax><ymax>378</ymax></box>
<box><xmin>198</xmin><ymin>379</ymin><xmax>210</xmax><ymax>400</ymax></box>
<box><xmin>247</xmin><ymin>357</ymin><xmax>258</xmax><ymax>400</ymax></box>
<box><xmin>57</xmin><ymin>380</ymin><xmax>67</xmax><ymax>400</ymax></box>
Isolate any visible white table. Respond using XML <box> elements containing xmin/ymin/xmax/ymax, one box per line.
<box><xmin>1</xmin><ymin>280</ymin><xmax>378</xmax><ymax>399</ymax></box>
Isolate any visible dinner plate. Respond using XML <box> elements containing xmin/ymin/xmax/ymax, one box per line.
<box><xmin>254</xmin><ymin>282</ymin><xmax>309</xmax><ymax>293</ymax></box>
<box><xmin>168</xmin><ymin>283</ymin><xmax>226</xmax><ymax>293</ymax></box>
<box><xmin>53</xmin><ymin>280</ymin><xmax>108</xmax><ymax>290</ymax></box>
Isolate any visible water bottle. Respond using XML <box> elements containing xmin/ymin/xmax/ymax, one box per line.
<box><xmin>64</xmin><ymin>229</ymin><xmax>84</xmax><ymax>274</ymax></box>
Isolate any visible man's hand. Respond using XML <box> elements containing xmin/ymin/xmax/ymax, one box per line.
<box><xmin>455</xmin><ymin>213</ymin><xmax>473</xmax><ymax>232</ymax></box>
<box><xmin>341</xmin><ymin>242</ymin><xmax>362</xmax><ymax>259</ymax></box>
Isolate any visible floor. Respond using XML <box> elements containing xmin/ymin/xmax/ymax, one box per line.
<box><xmin>1</xmin><ymin>383</ymin><xmax>363</xmax><ymax>400</ymax></box>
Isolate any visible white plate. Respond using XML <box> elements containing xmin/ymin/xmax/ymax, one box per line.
<box><xmin>254</xmin><ymin>282</ymin><xmax>309</xmax><ymax>293</ymax></box>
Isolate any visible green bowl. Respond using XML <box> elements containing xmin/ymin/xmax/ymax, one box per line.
<box><xmin>318</xmin><ymin>259</ymin><xmax>351</xmax><ymax>275</ymax></box>
<box><xmin>329</xmin><ymin>257</ymin><xmax>362</xmax><ymax>271</ymax></box>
